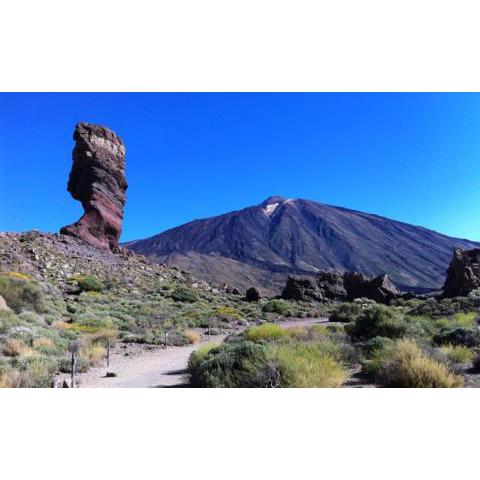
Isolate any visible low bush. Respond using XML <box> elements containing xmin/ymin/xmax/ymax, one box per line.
<box><xmin>359</xmin><ymin>337</ymin><xmax>395</xmax><ymax>379</ymax></box>
<box><xmin>80</xmin><ymin>343</ymin><xmax>105</xmax><ymax>364</ymax></box>
<box><xmin>2</xmin><ymin>339</ymin><xmax>31</xmax><ymax>357</ymax></box>
<box><xmin>245</xmin><ymin>287</ymin><xmax>260</xmax><ymax>302</ymax></box>
<box><xmin>189</xmin><ymin>341</ymin><xmax>272</xmax><ymax>387</ymax></box>
<box><xmin>330</xmin><ymin>302</ymin><xmax>363</xmax><ymax>323</ymax></box>
<box><xmin>32</xmin><ymin>337</ymin><xmax>55</xmax><ymax>353</ymax></box>
<box><xmin>378</xmin><ymin>339</ymin><xmax>463</xmax><ymax>388</ymax></box>
<box><xmin>433</xmin><ymin>327</ymin><xmax>480</xmax><ymax>348</ymax></box>
<box><xmin>269</xmin><ymin>341</ymin><xmax>347</xmax><ymax>387</ymax></box>
<box><xmin>440</xmin><ymin>344</ymin><xmax>474</xmax><ymax>364</ymax></box>
<box><xmin>345</xmin><ymin>305</ymin><xmax>407</xmax><ymax>341</ymax></box>
<box><xmin>0</xmin><ymin>274</ymin><xmax>45</xmax><ymax>313</ymax></box>
<box><xmin>171</xmin><ymin>287</ymin><xmax>198</xmax><ymax>303</ymax></box>
<box><xmin>13</xmin><ymin>356</ymin><xmax>58</xmax><ymax>387</ymax></box>
<box><xmin>72</xmin><ymin>275</ymin><xmax>104</xmax><ymax>293</ymax></box>
<box><xmin>187</xmin><ymin>343</ymin><xmax>218</xmax><ymax>372</ymax></box>
<box><xmin>262</xmin><ymin>300</ymin><xmax>292</xmax><ymax>316</ymax></box>
<box><xmin>0</xmin><ymin>310</ymin><xmax>18</xmax><ymax>334</ymax></box>
<box><xmin>245</xmin><ymin>323</ymin><xmax>287</xmax><ymax>342</ymax></box>
<box><xmin>184</xmin><ymin>329</ymin><xmax>201</xmax><ymax>344</ymax></box>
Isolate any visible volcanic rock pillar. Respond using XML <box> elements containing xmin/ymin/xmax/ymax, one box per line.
<box><xmin>60</xmin><ymin>122</ymin><xmax>128</xmax><ymax>251</ymax></box>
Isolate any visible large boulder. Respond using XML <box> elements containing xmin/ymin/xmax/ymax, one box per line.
<box><xmin>443</xmin><ymin>247</ymin><xmax>480</xmax><ymax>297</ymax></box>
<box><xmin>343</xmin><ymin>272</ymin><xmax>400</xmax><ymax>303</ymax></box>
<box><xmin>60</xmin><ymin>122</ymin><xmax>128</xmax><ymax>251</ymax></box>
<box><xmin>281</xmin><ymin>272</ymin><xmax>347</xmax><ymax>301</ymax></box>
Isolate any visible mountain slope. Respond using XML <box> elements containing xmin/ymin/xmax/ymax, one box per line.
<box><xmin>125</xmin><ymin>196</ymin><xmax>480</xmax><ymax>293</ymax></box>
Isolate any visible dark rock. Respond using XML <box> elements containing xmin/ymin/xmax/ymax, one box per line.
<box><xmin>60</xmin><ymin>122</ymin><xmax>128</xmax><ymax>251</ymax></box>
<box><xmin>281</xmin><ymin>272</ymin><xmax>346</xmax><ymax>301</ymax></box>
<box><xmin>317</xmin><ymin>271</ymin><xmax>348</xmax><ymax>300</ymax></box>
<box><xmin>443</xmin><ymin>248</ymin><xmax>480</xmax><ymax>297</ymax></box>
<box><xmin>245</xmin><ymin>287</ymin><xmax>260</xmax><ymax>302</ymax></box>
<box><xmin>104</xmin><ymin>372</ymin><xmax>117</xmax><ymax>378</ymax></box>
<box><xmin>343</xmin><ymin>272</ymin><xmax>400</xmax><ymax>303</ymax></box>
<box><xmin>282</xmin><ymin>271</ymin><xmax>399</xmax><ymax>304</ymax></box>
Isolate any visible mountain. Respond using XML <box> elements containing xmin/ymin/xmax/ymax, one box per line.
<box><xmin>125</xmin><ymin>196</ymin><xmax>480</xmax><ymax>294</ymax></box>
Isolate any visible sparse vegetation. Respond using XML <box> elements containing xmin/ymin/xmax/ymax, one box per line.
<box><xmin>262</xmin><ymin>300</ymin><xmax>292</xmax><ymax>316</ymax></box>
<box><xmin>171</xmin><ymin>287</ymin><xmax>198</xmax><ymax>303</ymax></box>
<box><xmin>345</xmin><ymin>304</ymin><xmax>407</xmax><ymax>340</ymax></box>
<box><xmin>71</xmin><ymin>275</ymin><xmax>104</xmax><ymax>293</ymax></box>
<box><xmin>0</xmin><ymin>274</ymin><xmax>45</xmax><ymax>313</ymax></box>
<box><xmin>378</xmin><ymin>339</ymin><xmax>463</xmax><ymax>388</ymax></box>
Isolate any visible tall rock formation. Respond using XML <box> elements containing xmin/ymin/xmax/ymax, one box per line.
<box><xmin>60</xmin><ymin>122</ymin><xmax>127</xmax><ymax>251</ymax></box>
<box><xmin>443</xmin><ymin>248</ymin><xmax>480</xmax><ymax>297</ymax></box>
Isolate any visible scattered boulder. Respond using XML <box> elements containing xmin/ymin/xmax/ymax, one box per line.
<box><xmin>443</xmin><ymin>247</ymin><xmax>480</xmax><ymax>297</ymax></box>
<box><xmin>60</xmin><ymin>122</ymin><xmax>128</xmax><ymax>252</ymax></box>
<box><xmin>245</xmin><ymin>287</ymin><xmax>260</xmax><ymax>302</ymax></box>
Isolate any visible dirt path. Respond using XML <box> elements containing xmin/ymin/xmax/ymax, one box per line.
<box><xmin>67</xmin><ymin>317</ymin><xmax>328</xmax><ymax>388</ymax></box>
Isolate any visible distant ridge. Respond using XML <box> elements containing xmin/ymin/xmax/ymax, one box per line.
<box><xmin>125</xmin><ymin>196</ymin><xmax>480</xmax><ymax>294</ymax></box>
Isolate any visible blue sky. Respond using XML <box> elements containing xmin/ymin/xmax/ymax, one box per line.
<box><xmin>1</xmin><ymin>93</ymin><xmax>480</xmax><ymax>242</ymax></box>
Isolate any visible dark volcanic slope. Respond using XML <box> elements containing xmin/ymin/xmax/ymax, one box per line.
<box><xmin>125</xmin><ymin>196</ymin><xmax>480</xmax><ymax>293</ymax></box>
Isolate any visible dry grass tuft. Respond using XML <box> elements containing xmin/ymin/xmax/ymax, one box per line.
<box><xmin>185</xmin><ymin>329</ymin><xmax>201</xmax><ymax>344</ymax></box>
<box><xmin>2</xmin><ymin>339</ymin><xmax>32</xmax><ymax>357</ymax></box>
<box><xmin>33</xmin><ymin>337</ymin><xmax>54</xmax><ymax>349</ymax></box>
<box><xmin>269</xmin><ymin>341</ymin><xmax>347</xmax><ymax>388</ymax></box>
<box><xmin>80</xmin><ymin>344</ymin><xmax>106</xmax><ymax>364</ymax></box>
<box><xmin>380</xmin><ymin>339</ymin><xmax>463</xmax><ymax>388</ymax></box>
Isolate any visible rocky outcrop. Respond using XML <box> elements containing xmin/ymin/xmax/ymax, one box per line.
<box><xmin>343</xmin><ymin>272</ymin><xmax>400</xmax><ymax>303</ymax></box>
<box><xmin>282</xmin><ymin>271</ymin><xmax>399</xmax><ymax>303</ymax></box>
<box><xmin>443</xmin><ymin>248</ymin><xmax>480</xmax><ymax>297</ymax></box>
<box><xmin>60</xmin><ymin>122</ymin><xmax>127</xmax><ymax>251</ymax></box>
<box><xmin>281</xmin><ymin>272</ymin><xmax>346</xmax><ymax>302</ymax></box>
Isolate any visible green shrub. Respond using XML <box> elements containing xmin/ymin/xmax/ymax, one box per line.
<box><xmin>269</xmin><ymin>341</ymin><xmax>347</xmax><ymax>388</ymax></box>
<box><xmin>360</xmin><ymin>336</ymin><xmax>395</xmax><ymax>379</ymax></box>
<box><xmin>171</xmin><ymin>287</ymin><xmax>198</xmax><ymax>303</ymax></box>
<box><xmin>72</xmin><ymin>275</ymin><xmax>104</xmax><ymax>293</ymax></box>
<box><xmin>0</xmin><ymin>310</ymin><xmax>18</xmax><ymax>334</ymax></box>
<box><xmin>245</xmin><ymin>287</ymin><xmax>260</xmax><ymax>302</ymax></box>
<box><xmin>187</xmin><ymin>343</ymin><xmax>219</xmax><ymax>372</ymax></box>
<box><xmin>13</xmin><ymin>356</ymin><xmax>58</xmax><ymax>388</ymax></box>
<box><xmin>345</xmin><ymin>305</ymin><xmax>406</xmax><ymax>341</ymax></box>
<box><xmin>433</xmin><ymin>327</ymin><xmax>480</xmax><ymax>348</ymax></box>
<box><xmin>0</xmin><ymin>274</ymin><xmax>45</xmax><ymax>313</ymax></box>
<box><xmin>262</xmin><ymin>300</ymin><xmax>292</xmax><ymax>315</ymax></box>
<box><xmin>245</xmin><ymin>323</ymin><xmax>287</xmax><ymax>342</ymax></box>
<box><xmin>440</xmin><ymin>344</ymin><xmax>474</xmax><ymax>364</ymax></box>
<box><xmin>330</xmin><ymin>302</ymin><xmax>363</xmax><ymax>323</ymax></box>
<box><xmin>189</xmin><ymin>341</ymin><xmax>272</xmax><ymax>387</ymax></box>
<box><xmin>378</xmin><ymin>339</ymin><xmax>463</xmax><ymax>388</ymax></box>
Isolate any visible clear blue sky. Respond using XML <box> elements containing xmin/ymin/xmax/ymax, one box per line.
<box><xmin>1</xmin><ymin>93</ymin><xmax>480</xmax><ymax>242</ymax></box>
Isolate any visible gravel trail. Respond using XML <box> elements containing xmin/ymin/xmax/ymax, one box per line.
<box><xmin>67</xmin><ymin>317</ymin><xmax>329</xmax><ymax>388</ymax></box>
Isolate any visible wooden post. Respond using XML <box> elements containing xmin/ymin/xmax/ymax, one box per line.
<box><xmin>165</xmin><ymin>331</ymin><xmax>168</xmax><ymax>347</ymax></box>
<box><xmin>107</xmin><ymin>339</ymin><xmax>111</xmax><ymax>367</ymax></box>
<box><xmin>71</xmin><ymin>351</ymin><xmax>77</xmax><ymax>388</ymax></box>
<box><xmin>69</xmin><ymin>341</ymin><xmax>79</xmax><ymax>388</ymax></box>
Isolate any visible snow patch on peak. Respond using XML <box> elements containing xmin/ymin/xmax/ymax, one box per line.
<box><xmin>263</xmin><ymin>203</ymin><xmax>280</xmax><ymax>216</ymax></box>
